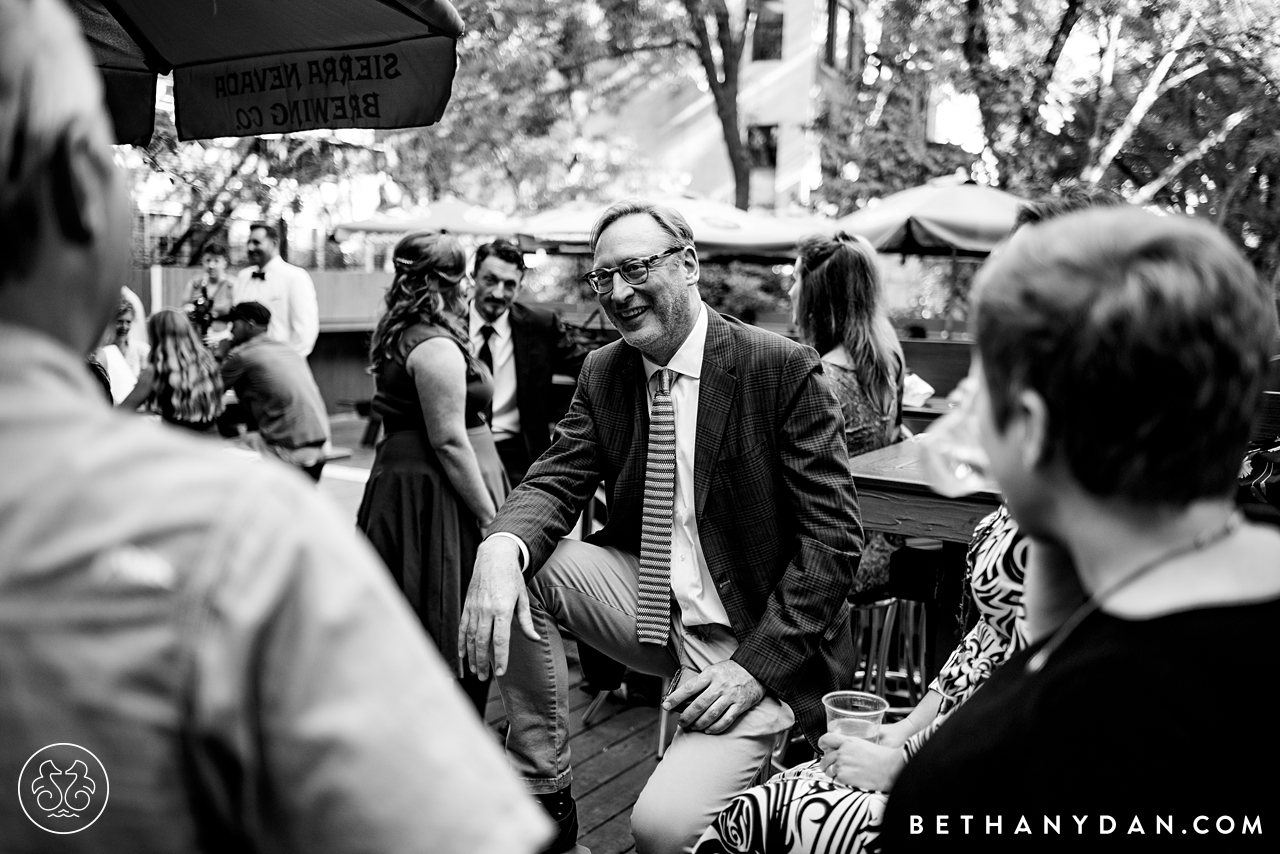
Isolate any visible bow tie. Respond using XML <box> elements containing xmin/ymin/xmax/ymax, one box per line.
<box><xmin>251</xmin><ymin>269</ymin><xmax>266</xmax><ymax>280</ymax></box>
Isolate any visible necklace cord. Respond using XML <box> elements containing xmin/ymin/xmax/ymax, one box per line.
<box><xmin>1025</xmin><ymin>512</ymin><xmax>1241</xmax><ymax>674</ymax></box>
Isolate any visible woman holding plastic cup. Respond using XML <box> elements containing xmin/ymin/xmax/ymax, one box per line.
<box><xmin>878</xmin><ymin>208</ymin><xmax>1280</xmax><ymax>848</ymax></box>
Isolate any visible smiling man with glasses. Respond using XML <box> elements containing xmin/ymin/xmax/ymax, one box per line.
<box><xmin>461</xmin><ymin>198</ymin><xmax>864</xmax><ymax>853</ymax></box>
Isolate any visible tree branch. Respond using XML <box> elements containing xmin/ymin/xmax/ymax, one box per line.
<box><xmin>163</xmin><ymin>139</ymin><xmax>260</xmax><ymax>264</ymax></box>
<box><xmin>1082</xmin><ymin>11</ymin><xmax>1123</xmax><ymax>172</ymax></box>
<box><xmin>1081</xmin><ymin>11</ymin><xmax>1201</xmax><ymax>184</ymax></box>
<box><xmin>555</xmin><ymin>38</ymin><xmax>694</xmax><ymax>74</ymax></box>
<box><xmin>962</xmin><ymin>0</ymin><xmax>1005</xmax><ymax>183</ymax></box>
<box><xmin>1019</xmin><ymin>0</ymin><xmax>1087</xmax><ymax>139</ymax></box>
<box><xmin>1131</xmin><ymin>107</ymin><xmax>1253</xmax><ymax>204</ymax></box>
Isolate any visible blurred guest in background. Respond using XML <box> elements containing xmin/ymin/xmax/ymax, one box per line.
<box><xmin>217</xmin><ymin>301</ymin><xmax>331</xmax><ymax>481</ymax></box>
<box><xmin>118</xmin><ymin>308</ymin><xmax>224</xmax><ymax>433</ymax></box>
<box><xmin>235</xmin><ymin>222</ymin><xmax>319</xmax><ymax>358</ymax></box>
<box><xmin>121</xmin><ymin>283</ymin><xmax>148</xmax><ymax>348</ymax></box>
<box><xmin>880</xmin><ymin>208</ymin><xmax>1280</xmax><ymax>849</ymax></box>
<box><xmin>791</xmin><ymin>231</ymin><xmax>904</xmax><ymax>594</ymax></box>
<box><xmin>358</xmin><ymin>232</ymin><xmax>503</xmax><ymax>715</ymax></box>
<box><xmin>469</xmin><ymin>238</ymin><xmax>585</xmax><ymax>486</ymax></box>
<box><xmin>98</xmin><ymin>296</ymin><xmax>149</xmax><ymax>403</ymax></box>
<box><xmin>0</xmin><ymin>2</ymin><xmax>551</xmax><ymax>850</ymax></box>
<box><xmin>185</xmin><ymin>241</ymin><xmax>236</xmax><ymax>339</ymax></box>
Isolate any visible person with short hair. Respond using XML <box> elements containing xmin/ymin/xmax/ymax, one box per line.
<box><xmin>235</xmin><ymin>222</ymin><xmax>319</xmax><ymax>358</ymax></box>
<box><xmin>0</xmin><ymin>2</ymin><xmax>552</xmax><ymax>850</ymax></box>
<box><xmin>460</xmin><ymin>199</ymin><xmax>863</xmax><ymax>853</ymax></box>
<box><xmin>878</xmin><ymin>208</ymin><xmax>1280</xmax><ymax>849</ymax></box>
<box><xmin>217</xmin><ymin>301</ymin><xmax>332</xmax><ymax>482</ymax></box>
<box><xmin>186</xmin><ymin>241</ymin><xmax>236</xmax><ymax>338</ymax></box>
<box><xmin>469</xmin><ymin>238</ymin><xmax>585</xmax><ymax>486</ymax></box>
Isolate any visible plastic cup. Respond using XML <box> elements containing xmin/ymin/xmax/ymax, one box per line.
<box><xmin>822</xmin><ymin>690</ymin><xmax>889</xmax><ymax>741</ymax></box>
<box><xmin>918</xmin><ymin>370</ymin><xmax>997</xmax><ymax>498</ymax></box>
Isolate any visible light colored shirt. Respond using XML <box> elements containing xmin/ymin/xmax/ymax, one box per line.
<box><xmin>234</xmin><ymin>255</ymin><xmax>320</xmax><ymax>358</ymax></box>
<box><xmin>638</xmin><ymin>303</ymin><xmax>731</xmax><ymax>628</ymax></box>
<box><xmin>469</xmin><ymin>305</ymin><xmax>519</xmax><ymax>440</ymax></box>
<box><xmin>0</xmin><ymin>322</ymin><xmax>552</xmax><ymax>853</ymax></box>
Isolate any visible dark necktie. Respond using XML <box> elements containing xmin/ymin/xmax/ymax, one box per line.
<box><xmin>478</xmin><ymin>325</ymin><xmax>495</xmax><ymax>424</ymax></box>
<box><xmin>478</xmin><ymin>325</ymin><xmax>495</xmax><ymax>372</ymax></box>
<box><xmin>251</xmin><ymin>269</ymin><xmax>266</xmax><ymax>280</ymax></box>
<box><xmin>637</xmin><ymin>368</ymin><xmax>676</xmax><ymax>646</ymax></box>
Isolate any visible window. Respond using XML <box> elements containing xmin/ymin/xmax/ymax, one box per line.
<box><xmin>826</xmin><ymin>0</ymin><xmax>862</xmax><ymax>72</ymax></box>
<box><xmin>752</xmin><ymin>2</ymin><xmax>785</xmax><ymax>62</ymax></box>
<box><xmin>747</xmin><ymin>125</ymin><xmax>779</xmax><ymax>170</ymax></box>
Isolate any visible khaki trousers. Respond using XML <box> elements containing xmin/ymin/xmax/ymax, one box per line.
<box><xmin>497</xmin><ymin>539</ymin><xmax>793</xmax><ymax>854</ymax></box>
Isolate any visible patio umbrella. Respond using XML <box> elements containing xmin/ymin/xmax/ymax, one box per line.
<box><xmin>71</xmin><ymin>0</ymin><xmax>465</xmax><ymax>146</ymax></box>
<box><xmin>333</xmin><ymin>199</ymin><xmax>520</xmax><ymax>239</ymax></box>
<box><xmin>836</xmin><ymin>182</ymin><xmax>1026</xmax><ymax>258</ymax></box>
<box><xmin>517</xmin><ymin>196</ymin><xmax>837</xmax><ymax>261</ymax></box>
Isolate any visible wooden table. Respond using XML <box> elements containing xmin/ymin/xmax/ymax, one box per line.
<box><xmin>849</xmin><ymin>439</ymin><xmax>1001</xmax><ymax>543</ymax></box>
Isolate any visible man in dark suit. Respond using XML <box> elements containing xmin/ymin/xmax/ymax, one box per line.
<box><xmin>460</xmin><ymin>201</ymin><xmax>862</xmax><ymax>853</ymax></box>
<box><xmin>469</xmin><ymin>240</ymin><xmax>585</xmax><ymax>485</ymax></box>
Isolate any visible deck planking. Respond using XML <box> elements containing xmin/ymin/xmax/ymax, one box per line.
<box><xmin>482</xmin><ymin>641</ymin><xmax>666</xmax><ymax>854</ymax></box>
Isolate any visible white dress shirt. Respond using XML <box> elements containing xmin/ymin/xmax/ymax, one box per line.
<box><xmin>638</xmin><ymin>303</ymin><xmax>731</xmax><ymax>628</ymax></box>
<box><xmin>469</xmin><ymin>305</ymin><xmax>520</xmax><ymax>441</ymax></box>
<box><xmin>234</xmin><ymin>255</ymin><xmax>320</xmax><ymax>358</ymax></box>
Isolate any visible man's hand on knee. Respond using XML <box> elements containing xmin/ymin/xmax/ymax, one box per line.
<box><xmin>459</xmin><ymin>537</ymin><xmax>540</xmax><ymax>679</ymax></box>
<box><xmin>663</xmin><ymin>659</ymin><xmax>764</xmax><ymax>735</ymax></box>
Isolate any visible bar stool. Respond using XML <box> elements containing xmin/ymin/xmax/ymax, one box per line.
<box><xmin>885</xmin><ymin>598</ymin><xmax>928</xmax><ymax>706</ymax></box>
<box><xmin>761</xmin><ymin>597</ymin><xmax>902</xmax><ymax>779</ymax></box>
<box><xmin>850</xmin><ymin>597</ymin><xmax>899</xmax><ymax>697</ymax></box>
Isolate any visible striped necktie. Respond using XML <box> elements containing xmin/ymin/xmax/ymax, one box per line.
<box><xmin>637</xmin><ymin>367</ymin><xmax>676</xmax><ymax>645</ymax></box>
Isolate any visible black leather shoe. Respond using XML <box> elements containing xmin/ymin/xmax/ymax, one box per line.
<box><xmin>535</xmin><ymin>786</ymin><xmax>579</xmax><ymax>854</ymax></box>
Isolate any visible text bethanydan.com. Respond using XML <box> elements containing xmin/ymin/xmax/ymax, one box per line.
<box><xmin>909</xmin><ymin>814</ymin><xmax>1262</xmax><ymax>837</ymax></box>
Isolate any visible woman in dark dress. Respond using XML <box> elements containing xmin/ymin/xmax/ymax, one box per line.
<box><xmin>789</xmin><ymin>232</ymin><xmax>904</xmax><ymax>593</ymax></box>
<box><xmin>879</xmin><ymin>208</ymin><xmax>1280</xmax><ymax>850</ymax></box>
<box><xmin>118</xmin><ymin>308</ymin><xmax>223</xmax><ymax>433</ymax></box>
<box><xmin>357</xmin><ymin>232</ymin><xmax>502</xmax><ymax>715</ymax></box>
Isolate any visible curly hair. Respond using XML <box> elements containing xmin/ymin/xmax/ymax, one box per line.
<box><xmin>794</xmin><ymin>231</ymin><xmax>902</xmax><ymax>419</ymax></box>
<box><xmin>145</xmin><ymin>309</ymin><xmax>224</xmax><ymax>424</ymax></box>
<box><xmin>370</xmin><ymin>232</ymin><xmax>473</xmax><ymax>374</ymax></box>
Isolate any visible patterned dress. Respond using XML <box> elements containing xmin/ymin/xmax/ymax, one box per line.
<box><xmin>693</xmin><ymin>506</ymin><xmax>1026</xmax><ymax>854</ymax></box>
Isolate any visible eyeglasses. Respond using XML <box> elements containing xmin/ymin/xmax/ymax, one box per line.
<box><xmin>581</xmin><ymin>245</ymin><xmax>686</xmax><ymax>294</ymax></box>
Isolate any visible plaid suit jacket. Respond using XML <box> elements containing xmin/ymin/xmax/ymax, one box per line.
<box><xmin>493</xmin><ymin>306</ymin><xmax>863</xmax><ymax>746</ymax></box>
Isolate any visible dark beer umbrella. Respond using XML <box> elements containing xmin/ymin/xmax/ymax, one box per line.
<box><xmin>837</xmin><ymin>181</ymin><xmax>1026</xmax><ymax>258</ymax></box>
<box><xmin>70</xmin><ymin>0</ymin><xmax>465</xmax><ymax>146</ymax></box>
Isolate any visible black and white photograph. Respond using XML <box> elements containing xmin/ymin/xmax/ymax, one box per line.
<box><xmin>1</xmin><ymin>1</ymin><xmax>1277</xmax><ymax>852</ymax></box>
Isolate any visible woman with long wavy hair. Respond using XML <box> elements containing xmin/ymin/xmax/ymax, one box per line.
<box><xmin>790</xmin><ymin>231</ymin><xmax>905</xmax><ymax>593</ymax></box>
<box><xmin>118</xmin><ymin>309</ymin><xmax>223</xmax><ymax>433</ymax></box>
<box><xmin>357</xmin><ymin>231</ymin><xmax>502</xmax><ymax>716</ymax></box>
